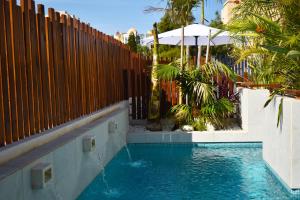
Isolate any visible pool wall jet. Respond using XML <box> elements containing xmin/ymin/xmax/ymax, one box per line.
<box><xmin>0</xmin><ymin>101</ymin><xmax>129</xmax><ymax>200</ymax></box>
<box><xmin>240</xmin><ymin>88</ymin><xmax>300</xmax><ymax>190</ymax></box>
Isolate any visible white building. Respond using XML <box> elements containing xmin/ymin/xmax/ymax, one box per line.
<box><xmin>114</xmin><ymin>28</ymin><xmax>138</xmax><ymax>44</ymax></box>
<box><xmin>221</xmin><ymin>0</ymin><xmax>241</xmax><ymax>24</ymax></box>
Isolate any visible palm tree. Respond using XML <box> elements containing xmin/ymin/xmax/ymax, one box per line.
<box><xmin>157</xmin><ymin>60</ymin><xmax>235</xmax><ymax>130</ymax></box>
<box><xmin>228</xmin><ymin>0</ymin><xmax>300</xmax><ymax>89</ymax></box>
<box><xmin>145</xmin><ymin>0</ymin><xmax>198</xmax><ymax>109</ymax></box>
<box><xmin>148</xmin><ymin>23</ymin><xmax>161</xmax><ymax>123</ymax></box>
<box><xmin>227</xmin><ymin>0</ymin><xmax>300</xmax><ymax>126</ymax></box>
<box><xmin>168</xmin><ymin>0</ymin><xmax>198</xmax><ymax>103</ymax></box>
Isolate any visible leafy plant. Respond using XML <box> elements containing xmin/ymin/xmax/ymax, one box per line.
<box><xmin>227</xmin><ymin>0</ymin><xmax>300</xmax><ymax>127</ymax></box>
<box><xmin>263</xmin><ymin>89</ymin><xmax>285</xmax><ymax>127</ymax></box>
<box><xmin>127</xmin><ymin>33</ymin><xmax>137</xmax><ymax>53</ymax></box>
<box><xmin>158</xmin><ymin>60</ymin><xmax>236</xmax><ymax>130</ymax></box>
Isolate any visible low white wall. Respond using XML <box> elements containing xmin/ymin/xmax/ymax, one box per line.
<box><xmin>128</xmin><ymin>129</ymin><xmax>261</xmax><ymax>143</ymax></box>
<box><xmin>0</xmin><ymin>102</ymin><xmax>129</xmax><ymax>200</ymax></box>
<box><xmin>240</xmin><ymin>88</ymin><xmax>300</xmax><ymax>189</ymax></box>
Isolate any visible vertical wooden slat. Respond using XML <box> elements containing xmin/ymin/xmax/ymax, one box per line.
<box><xmin>0</xmin><ymin>0</ymin><xmax>12</xmax><ymax>145</ymax></box>
<box><xmin>74</xmin><ymin>18</ymin><xmax>81</xmax><ymax>116</ymax></box>
<box><xmin>60</xmin><ymin>14</ymin><xmax>70</xmax><ymax>121</ymax></box>
<box><xmin>136</xmin><ymin>56</ymin><xmax>141</xmax><ymax>119</ymax></box>
<box><xmin>131</xmin><ymin>69</ymin><xmax>136</xmax><ymax>119</ymax></box>
<box><xmin>45</xmin><ymin>14</ymin><xmax>56</xmax><ymax>128</ymax></box>
<box><xmin>0</xmin><ymin>1</ymin><xmax>3</xmax><ymax>145</ymax></box>
<box><xmin>35</xmin><ymin>5</ymin><xmax>46</xmax><ymax>132</ymax></box>
<box><xmin>21</xmin><ymin>0</ymin><xmax>35</xmax><ymax>135</ymax></box>
<box><xmin>0</xmin><ymin>46</ymin><xmax>5</xmax><ymax>146</ymax></box>
<box><xmin>27</xmin><ymin>0</ymin><xmax>41</xmax><ymax>134</ymax></box>
<box><xmin>6</xmin><ymin>0</ymin><xmax>20</xmax><ymax>141</ymax></box>
<box><xmin>16</xmin><ymin>5</ymin><xmax>29</xmax><ymax>138</ymax></box>
<box><xmin>48</xmin><ymin>8</ymin><xmax>61</xmax><ymax>125</ymax></box>
<box><xmin>38</xmin><ymin>4</ymin><xmax>50</xmax><ymax>130</ymax></box>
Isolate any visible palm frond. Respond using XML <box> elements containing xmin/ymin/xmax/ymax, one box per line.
<box><xmin>157</xmin><ymin>61</ymin><xmax>181</xmax><ymax>81</ymax></box>
<box><xmin>171</xmin><ymin>104</ymin><xmax>193</xmax><ymax>124</ymax></box>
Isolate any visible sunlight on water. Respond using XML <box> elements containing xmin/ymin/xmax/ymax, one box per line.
<box><xmin>103</xmin><ymin>188</ymin><xmax>122</xmax><ymax>198</ymax></box>
<box><xmin>127</xmin><ymin>160</ymin><xmax>149</xmax><ymax>168</ymax></box>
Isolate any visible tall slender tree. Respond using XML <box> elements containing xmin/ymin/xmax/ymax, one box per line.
<box><xmin>127</xmin><ymin>33</ymin><xmax>137</xmax><ymax>53</ymax></box>
<box><xmin>147</xmin><ymin>23</ymin><xmax>162</xmax><ymax>129</ymax></box>
<box><xmin>145</xmin><ymin>0</ymin><xmax>198</xmax><ymax>115</ymax></box>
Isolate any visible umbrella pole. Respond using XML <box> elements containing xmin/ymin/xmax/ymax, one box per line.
<box><xmin>205</xmin><ymin>29</ymin><xmax>211</xmax><ymax>64</ymax></box>
<box><xmin>206</xmin><ymin>29</ymin><xmax>214</xmax><ymax>87</ymax></box>
<box><xmin>179</xmin><ymin>25</ymin><xmax>184</xmax><ymax>105</ymax></box>
<box><xmin>198</xmin><ymin>46</ymin><xmax>202</xmax><ymax>67</ymax></box>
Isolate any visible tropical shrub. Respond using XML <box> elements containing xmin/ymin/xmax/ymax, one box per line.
<box><xmin>227</xmin><ymin>0</ymin><xmax>300</xmax><ymax>89</ymax></box>
<box><xmin>157</xmin><ymin>60</ymin><xmax>236</xmax><ymax>130</ymax></box>
<box><xmin>227</xmin><ymin>0</ymin><xmax>300</xmax><ymax>126</ymax></box>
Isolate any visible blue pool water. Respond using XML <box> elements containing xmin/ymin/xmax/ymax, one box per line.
<box><xmin>78</xmin><ymin>144</ymin><xmax>299</xmax><ymax>200</ymax></box>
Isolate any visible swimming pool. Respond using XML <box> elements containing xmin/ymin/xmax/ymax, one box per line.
<box><xmin>78</xmin><ymin>143</ymin><xmax>299</xmax><ymax>200</ymax></box>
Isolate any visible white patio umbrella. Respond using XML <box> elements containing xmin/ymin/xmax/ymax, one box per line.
<box><xmin>142</xmin><ymin>24</ymin><xmax>232</xmax><ymax>47</ymax></box>
<box><xmin>142</xmin><ymin>24</ymin><xmax>232</xmax><ymax>67</ymax></box>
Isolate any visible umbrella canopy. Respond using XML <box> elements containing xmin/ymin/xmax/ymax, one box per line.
<box><xmin>142</xmin><ymin>24</ymin><xmax>232</xmax><ymax>46</ymax></box>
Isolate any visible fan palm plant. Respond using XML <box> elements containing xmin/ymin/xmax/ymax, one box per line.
<box><xmin>227</xmin><ymin>0</ymin><xmax>300</xmax><ymax>126</ymax></box>
<box><xmin>158</xmin><ymin>60</ymin><xmax>236</xmax><ymax>130</ymax></box>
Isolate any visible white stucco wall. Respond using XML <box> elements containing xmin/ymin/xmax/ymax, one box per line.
<box><xmin>0</xmin><ymin>102</ymin><xmax>129</xmax><ymax>200</ymax></box>
<box><xmin>240</xmin><ymin>88</ymin><xmax>300</xmax><ymax>189</ymax></box>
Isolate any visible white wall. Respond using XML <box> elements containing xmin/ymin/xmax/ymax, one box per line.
<box><xmin>0</xmin><ymin>103</ymin><xmax>129</xmax><ymax>200</ymax></box>
<box><xmin>240</xmin><ymin>88</ymin><xmax>300</xmax><ymax>189</ymax></box>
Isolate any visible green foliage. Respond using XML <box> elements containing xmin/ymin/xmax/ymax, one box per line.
<box><xmin>127</xmin><ymin>33</ymin><xmax>137</xmax><ymax>53</ymax></box>
<box><xmin>157</xmin><ymin>61</ymin><xmax>181</xmax><ymax>81</ymax></box>
<box><xmin>159</xmin><ymin>46</ymin><xmax>181</xmax><ymax>59</ymax></box>
<box><xmin>227</xmin><ymin>0</ymin><xmax>300</xmax><ymax>88</ymax></box>
<box><xmin>277</xmin><ymin>98</ymin><xmax>283</xmax><ymax>127</ymax></box>
<box><xmin>200</xmin><ymin>98</ymin><xmax>235</xmax><ymax>128</ymax></box>
<box><xmin>210</xmin><ymin>11</ymin><xmax>223</xmax><ymax>29</ymax></box>
<box><xmin>158</xmin><ymin>60</ymin><xmax>235</xmax><ymax>129</ymax></box>
<box><xmin>157</xmin><ymin>13</ymin><xmax>180</xmax><ymax>33</ymax></box>
<box><xmin>137</xmin><ymin>45</ymin><xmax>151</xmax><ymax>56</ymax></box>
<box><xmin>171</xmin><ymin>104</ymin><xmax>193</xmax><ymax>124</ymax></box>
<box><xmin>227</xmin><ymin>0</ymin><xmax>300</xmax><ymax>127</ymax></box>
<box><xmin>263</xmin><ymin>89</ymin><xmax>285</xmax><ymax>127</ymax></box>
<box><xmin>192</xmin><ymin>118</ymin><xmax>207</xmax><ymax>131</ymax></box>
<box><xmin>166</xmin><ymin>0</ymin><xmax>197</xmax><ymax>26</ymax></box>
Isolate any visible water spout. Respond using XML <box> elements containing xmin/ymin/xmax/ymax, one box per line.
<box><xmin>124</xmin><ymin>144</ymin><xmax>132</xmax><ymax>162</ymax></box>
<box><xmin>117</xmin><ymin>130</ymin><xmax>132</xmax><ymax>162</ymax></box>
<box><xmin>97</xmin><ymin>153</ymin><xmax>122</xmax><ymax>198</ymax></box>
<box><xmin>97</xmin><ymin>153</ymin><xmax>110</xmax><ymax>191</ymax></box>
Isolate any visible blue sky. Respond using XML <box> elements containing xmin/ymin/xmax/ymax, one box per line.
<box><xmin>34</xmin><ymin>0</ymin><xmax>224</xmax><ymax>35</ymax></box>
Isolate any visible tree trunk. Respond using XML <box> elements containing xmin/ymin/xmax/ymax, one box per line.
<box><xmin>200</xmin><ymin>0</ymin><xmax>205</xmax><ymax>24</ymax></box>
<box><xmin>148</xmin><ymin>23</ymin><xmax>160</xmax><ymax>122</ymax></box>
<box><xmin>197</xmin><ymin>0</ymin><xmax>205</xmax><ymax>68</ymax></box>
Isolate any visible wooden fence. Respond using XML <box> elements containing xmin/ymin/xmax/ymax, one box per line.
<box><xmin>0</xmin><ymin>0</ymin><xmax>151</xmax><ymax>147</ymax></box>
